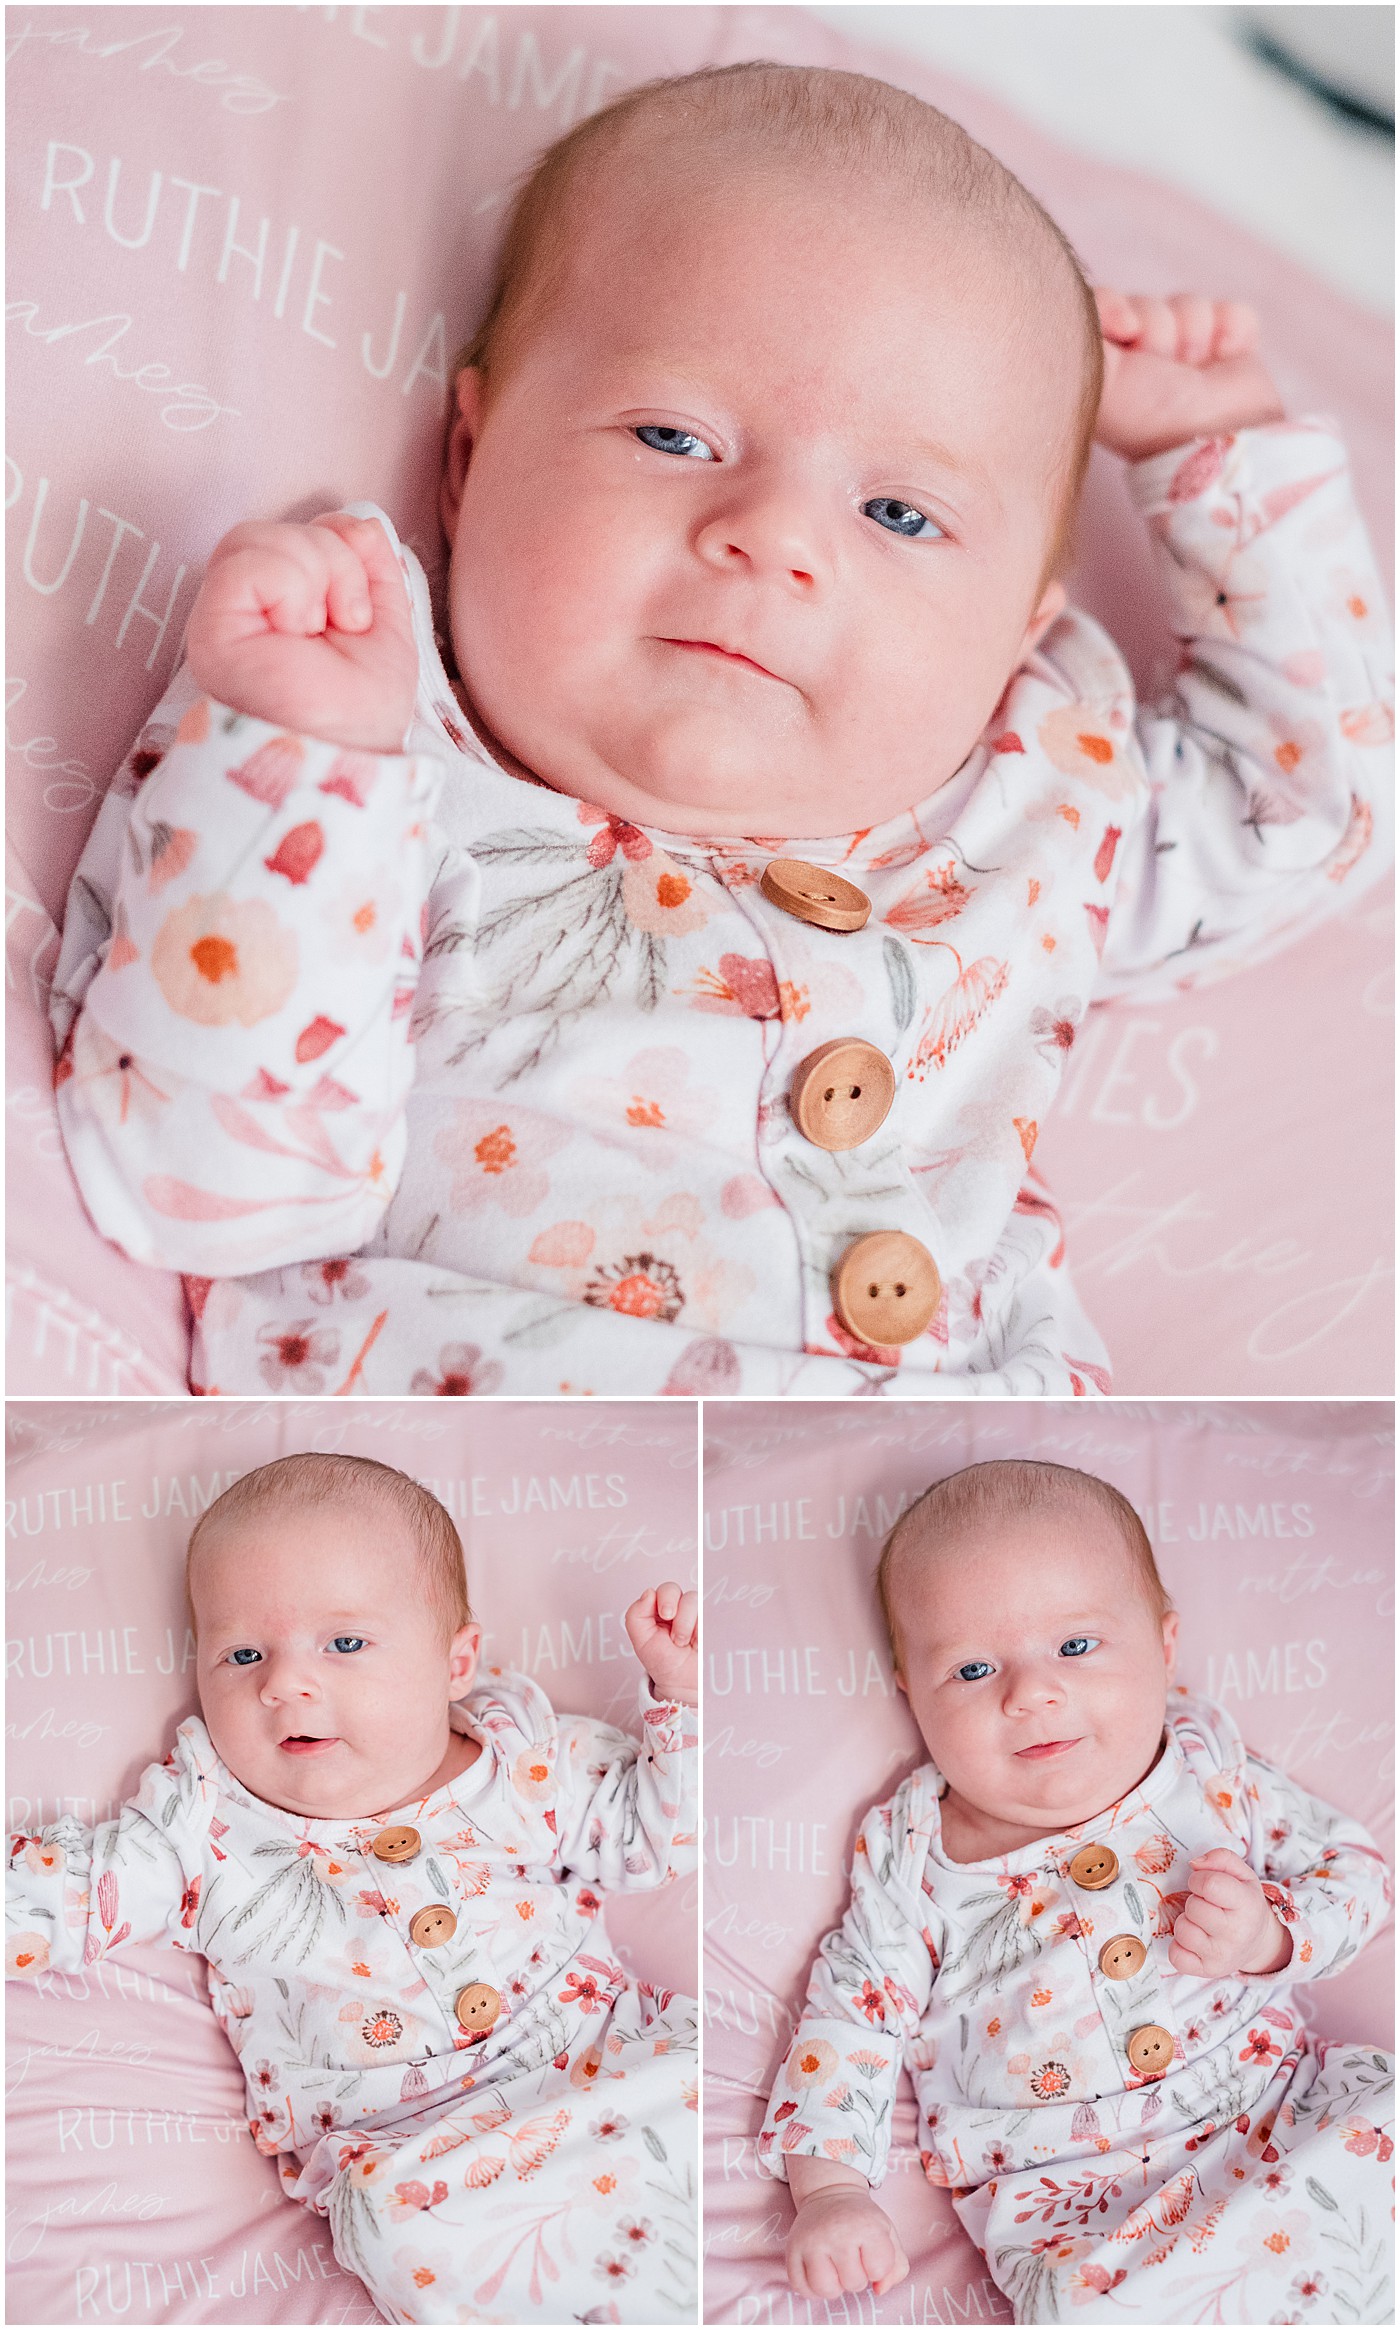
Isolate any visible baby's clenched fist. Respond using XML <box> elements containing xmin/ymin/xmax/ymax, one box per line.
<box><xmin>1094</xmin><ymin>288</ymin><xmax>1285</xmax><ymax>463</ymax></box>
<box><xmin>624</xmin><ymin>1583</ymin><xmax>698</xmax><ymax>1706</ymax></box>
<box><xmin>1168</xmin><ymin>1847</ymin><xmax>1292</xmax><ymax>1979</ymax></box>
<box><xmin>787</xmin><ymin>2185</ymin><xmax>910</xmax><ymax>2302</ymax></box>
<box><xmin>185</xmin><ymin>512</ymin><xmax>418</xmax><ymax>753</ymax></box>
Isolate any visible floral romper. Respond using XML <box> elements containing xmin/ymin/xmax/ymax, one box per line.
<box><xmin>759</xmin><ymin>1689</ymin><xmax>1393</xmax><ymax>2324</ymax></box>
<box><xmin>50</xmin><ymin>425</ymin><xmax>1391</xmax><ymax>1396</ymax></box>
<box><xmin>7</xmin><ymin>1669</ymin><xmax>698</xmax><ymax>2326</ymax></box>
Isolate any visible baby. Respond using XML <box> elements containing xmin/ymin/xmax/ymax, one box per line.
<box><xmin>50</xmin><ymin>63</ymin><xmax>1390</xmax><ymax>1397</ymax></box>
<box><xmin>7</xmin><ymin>1453</ymin><xmax>699</xmax><ymax>2326</ymax></box>
<box><xmin>759</xmin><ymin>1460</ymin><xmax>1394</xmax><ymax>2324</ymax></box>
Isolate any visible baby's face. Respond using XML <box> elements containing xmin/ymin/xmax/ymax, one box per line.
<box><xmin>443</xmin><ymin>159</ymin><xmax>1079</xmax><ymax>838</ymax></box>
<box><xmin>893</xmin><ymin>1511</ymin><xmax>1177</xmax><ymax>1844</ymax></box>
<box><xmin>193</xmin><ymin>1503</ymin><xmax>479</xmax><ymax>1819</ymax></box>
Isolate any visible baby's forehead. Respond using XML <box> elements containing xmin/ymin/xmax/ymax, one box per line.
<box><xmin>188</xmin><ymin>1493</ymin><xmax>410</xmax><ymax>1605</ymax></box>
<box><xmin>889</xmin><ymin>1502</ymin><xmax>1139</xmax><ymax>1627</ymax></box>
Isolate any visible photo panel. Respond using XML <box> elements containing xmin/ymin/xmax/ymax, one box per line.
<box><xmin>701</xmin><ymin>1400</ymin><xmax>1394</xmax><ymax>2324</ymax></box>
<box><xmin>7</xmin><ymin>1396</ymin><xmax>700</xmax><ymax>2326</ymax></box>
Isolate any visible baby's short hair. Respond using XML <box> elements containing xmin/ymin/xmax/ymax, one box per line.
<box><xmin>186</xmin><ymin>1453</ymin><xmax>471</xmax><ymax>1641</ymax></box>
<box><xmin>457</xmin><ymin>61</ymin><xmax>1103</xmax><ymax>577</ymax></box>
<box><xmin>877</xmin><ymin>1459</ymin><xmax>1170</xmax><ymax>1671</ymax></box>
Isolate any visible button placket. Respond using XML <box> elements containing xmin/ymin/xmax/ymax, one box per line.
<box><xmin>1069</xmin><ymin>1849</ymin><xmax>1173</xmax><ymax>2077</ymax></box>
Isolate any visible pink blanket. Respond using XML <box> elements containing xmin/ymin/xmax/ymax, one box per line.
<box><xmin>6</xmin><ymin>1398</ymin><xmax>698</xmax><ymax>2324</ymax></box>
<box><xmin>702</xmin><ymin>1400</ymin><xmax>1394</xmax><ymax>2323</ymax></box>
<box><xmin>6</xmin><ymin>5</ymin><xmax>1392</xmax><ymax>1398</ymax></box>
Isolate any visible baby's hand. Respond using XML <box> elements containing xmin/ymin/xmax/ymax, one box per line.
<box><xmin>1168</xmin><ymin>1847</ymin><xmax>1292</xmax><ymax>1978</ymax></box>
<box><xmin>624</xmin><ymin>1583</ymin><xmax>698</xmax><ymax>1706</ymax></box>
<box><xmin>185</xmin><ymin>512</ymin><xmax>418</xmax><ymax>752</ymax></box>
<box><xmin>1094</xmin><ymin>289</ymin><xmax>1285</xmax><ymax>463</ymax></box>
<box><xmin>787</xmin><ymin>2185</ymin><xmax>910</xmax><ymax>2302</ymax></box>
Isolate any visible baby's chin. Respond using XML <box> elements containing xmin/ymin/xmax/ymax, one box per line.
<box><xmin>490</xmin><ymin>698</ymin><xmax>935</xmax><ymax>841</ymax></box>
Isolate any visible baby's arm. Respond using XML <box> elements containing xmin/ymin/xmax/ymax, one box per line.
<box><xmin>757</xmin><ymin>1790</ymin><xmax>934</xmax><ymax>2300</ymax></box>
<box><xmin>8</xmin><ymin>1758</ymin><xmax>208</xmax><ymax>1978</ymax></box>
<box><xmin>1091</xmin><ymin>292</ymin><xmax>1392</xmax><ymax>990</ymax></box>
<box><xmin>51</xmin><ymin>514</ymin><xmax>450</xmax><ymax>1277</ymax></box>
<box><xmin>549</xmin><ymin>1586</ymin><xmax>698</xmax><ymax>1890</ymax></box>
<box><xmin>1170</xmin><ymin>1750</ymin><xmax>1391</xmax><ymax>1980</ymax></box>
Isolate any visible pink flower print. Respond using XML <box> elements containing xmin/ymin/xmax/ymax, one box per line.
<box><xmin>1037</xmin><ymin>702</ymin><xmax>1138</xmax><ymax>798</ymax></box>
<box><xmin>559</xmin><ymin>1970</ymin><xmax>606</xmax><ymax>2012</ymax></box>
<box><xmin>621</xmin><ymin>852</ymin><xmax>714</xmax><ymax>937</ymax></box>
<box><xmin>591</xmin><ymin>2113</ymin><xmax>628</xmax><ymax>2141</ymax></box>
<box><xmin>408</xmin><ymin>1341</ymin><xmax>504</xmax><ymax>1398</ymax></box>
<box><xmin>1339</xmin><ymin>2118</ymin><xmax>1383</xmax><ymax>2158</ymax></box>
<box><xmin>583</xmin><ymin>1252</ymin><xmax>685</xmax><ymax>1325</ymax></box>
<box><xmin>387</xmin><ymin>2178</ymin><xmax>449</xmax><ymax>2222</ymax></box>
<box><xmin>1133</xmin><ymin>1833</ymin><xmax>1176</xmax><ymax>1876</ymax></box>
<box><xmin>227</xmin><ymin>733</ymin><xmax>306</xmax><ymax>809</ymax></box>
<box><xmin>256</xmin><ymin>1319</ymin><xmax>340</xmax><ymax>1393</ymax></box>
<box><xmin>6</xmin><ymin>1932</ymin><xmax>49</xmax><ymax>1977</ymax></box>
<box><xmin>1291</xmin><ymin>2271</ymin><xmax>1326</xmax><ymax>2306</ymax></box>
<box><xmin>786</xmin><ymin>2038</ymin><xmax>838</xmax><ymax>2085</ymax></box>
<box><xmin>178</xmin><ymin>1876</ymin><xmax>202</xmax><ymax>1928</ymax></box>
<box><xmin>251</xmin><ymin>2058</ymin><xmax>279</xmax><ymax>2092</ymax></box>
<box><xmin>908</xmin><ymin>951</ymin><xmax>1010</xmax><ymax>1078</ymax></box>
<box><xmin>688</xmin><ymin>954</ymin><xmax>782</xmax><ymax>1018</ymax></box>
<box><xmin>321</xmin><ymin>866</ymin><xmax>402</xmax><ymax>965</ymax></box>
<box><xmin>264</xmin><ymin>819</ymin><xmax>324</xmax><ymax>887</ymax></box>
<box><xmin>619</xmin><ymin>2218</ymin><xmax>652</xmax><ymax>2245</ymax></box>
<box><xmin>1325</xmin><ymin>565</ymin><xmax>1389</xmax><ymax>644</ymax></box>
<box><xmin>1167</xmin><ymin>437</ymin><xmax>1229</xmax><ymax>503</ymax></box>
<box><xmin>854</xmin><ymin>1980</ymin><xmax>888</xmax><ymax>2026</ymax></box>
<box><xmin>1070</xmin><ymin>2264</ymin><xmax>1127</xmax><ymax>2300</ymax></box>
<box><xmin>576</xmin><ymin>1047</ymin><xmax>718</xmax><ymax>1164</ymax></box>
<box><xmin>983</xmin><ymin>2142</ymin><xmax>1014</xmax><ymax>2174</ymax></box>
<box><xmin>150</xmin><ymin>893</ymin><xmax>298</xmax><ymax>1028</ymax></box>
<box><xmin>884</xmin><ymin>862</ymin><xmax>973</xmax><ymax>934</ymax></box>
<box><xmin>434</xmin><ymin>1100</ymin><xmax>569</xmax><ymax>1218</ymax></box>
<box><xmin>122</xmin><ymin>719</ymin><xmax>176</xmax><ymax>793</ymax></box>
<box><xmin>595</xmin><ymin>2253</ymin><xmax>634</xmax><ymax>2283</ymax></box>
<box><xmin>301</xmin><ymin>1256</ymin><xmax>372</xmax><ymax>1306</ymax></box>
<box><xmin>1238</xmin><ymin>2028</ymin><xmax>1282</xmax><ymax>2068</ymax></box>
<box><xmin>1174</xmin><ymin>549</ymin><xmax>1270</xmax><ymax>642</ymax></box>
<box><xmin>1029</xmin><ymin>2060</ymin><xmax>1072</xmax><ymax>2100</ymax></box>
<box><xmin>312</xmin><ymin>2103</ymin><xmax>337</xmax><ymax>2135</ymax></box>
<box><xmin>1030</xmin><ymin>998</ymin><xmax>1082</xmax><ymax>1063</ymax></box>
<box><xmin>66</xmin><ymin>1020</ymin><xmax>172</xmax><ymax>1135</ymax></box>
<box><xmin>148</xmin><ymin>823</ymin><xmax>198</xmax><ymax>892</ymax></box>
<box><xmin>574</xmin><ymin>1888</ymin><xmax>602</xmax><ymax>1920</ymax></box>
<box><xmin>578</xmin><ymin>804</ymin><xmax>653</xmax><ymax>867</ymax></box>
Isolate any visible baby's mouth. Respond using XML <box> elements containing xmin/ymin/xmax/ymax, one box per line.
<box><xmin>660</xmin><ymin>636</ymin><xmax>782</xmax><ymax>682</ymax></box>
<box><xmin>1015</xmin><ymin>1737</ymin><xmax>1081</xmax><ymax>1761</ymax></box>
<box><xmin>279</xmin><ymin>1734</ymin><xmax>340</xmax><ymax>1757</ymax></box>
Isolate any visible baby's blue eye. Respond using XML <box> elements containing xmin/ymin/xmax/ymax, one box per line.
<box><xmin>228</xmin><ymin>1647</ymin><xmax>261</xmax><ymax>1667</ymax></box>
<box><xmin>955</xmin><ymin>1660</ymin><xmax>993</xmax><ymax>1682</ymax></box>
<box><xmin>863</xmin><ymin>497</ymin><xmax>944</xmax><ymax>541</ymax></box>
<box><xmin>1059</xmin><ymin>1636</ymin><xmax>1098</xmax><ymax>1658</ymax></box>
<box><xmin>330</xmin><ymin>1636</ymin><xmax>366</xmax><ymax>1655</ymax></box>
<box><xmin>635</xmin><ymin>425</ymin><xmax>713</xmax><ymax>461</ymax></box>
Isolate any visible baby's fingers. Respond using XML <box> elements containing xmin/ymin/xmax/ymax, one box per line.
<box><xmin>869</xmin><ymin>2231</ymin><xmax>911</xmax><ymax>2295</ymax></box>
<box><xmin>1212</xmin><ymin>301</ymin><xmax>1260</xmax><ymax>360</ymax></box>
<box><xmin>668</xmin><ymin>1589</ymin><xmax>699</xmax><ymax>1649</ymax></box>
<box><xmin>312</xmin><ymin>512</ymin><xmax>411</xmax><ymax>638</ymax></box>
<box><xmin>1166</xmin><ymin>294</ymin><xmax>1218</xmax><ymax>366</ymax></box>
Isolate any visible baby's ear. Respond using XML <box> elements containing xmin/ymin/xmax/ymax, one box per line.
<box><xmin>440</xmin><ymin>368</ymin><xmax>486</xmax><ymax>546</ymax></box>
<box><xmin>449</xmin><ymin>1620</ymin><xmax>483</xmax><ymax>1697</ymax></box>
<box><xmin>1021</xmin><ymin>578</ymin><xmax>1068</xmax><ymax>657</ymax></box>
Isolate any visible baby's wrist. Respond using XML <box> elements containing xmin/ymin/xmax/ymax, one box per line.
<box><xmin>1238</xmin><ymin>1910</ymin><xmax>1293</xmax><ymax>1977</ymax></box>
<box><xmin>645</xmin><ymin>1674</ymin><xmax>697</xmax><ymax>1708</ymax></box>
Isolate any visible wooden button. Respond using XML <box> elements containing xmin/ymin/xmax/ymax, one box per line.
<box><xmin>1126</xmin><ymin>2023</ymin><xmax>1175</xmax><ymax>2079</ymax></box>
<box><xmin>791</xmin><ymin>1040</ymin><xmax>895</xmax><ymax>1151</ymax></box>
<box><xmin>832</xmin><ymin>1232</ymin><xmax>940</xmax><ymax>1346</ymax></box>
<box><xmin>370</xmin><ymin>1825</ymin><xmax>421</xmax><ymax>1865</ymax></box>
<box><xmin>454</xmin><ymin>1982</ymin><xmax>501</xmax><ymax>2038</ymax></box>
<box><xmin>761</xmin><ymin>858</ymin><xmax>871</xmax><ymax>933</ymax></box>
<box><xmin>1098</xmin><ymin>1932</ymin><xmax>1147</xmax><ymax>1981</ymax></box>
<box><xmin>408</xmin><ymin>1905</ymin><xmax>458</xmax><ymax>1949</ymax></box>
<box><xmin>1067</xmin><ymin>1843</ymin><xmax>1119</xmax><ymax>1891</ymax></box>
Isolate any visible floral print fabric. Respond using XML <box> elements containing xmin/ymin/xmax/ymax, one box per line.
<box><xmin>7</xmin><ymin>1671</ymin><xmax>698</xmax><ymax>2323</ymax></box>
<box><xmin>757</xmin><ymin>1690</ymin><xmax>1393</xmax><ymax>2323</ymax></box>
<box><xmin>51</xmin><ymin>426</ymin><xmax>1393</xmax><ymax>1395</ymax></box>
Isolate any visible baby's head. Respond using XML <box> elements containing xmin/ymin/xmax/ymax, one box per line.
<box><xmin>879</xmin><ymin>1460</ymin><xmax>1177</xmax><ymax>1840</ymax></box>
<box><xmin>441</xmin><ymin>62</ymin><xmax>1102</xmax><ymax>839</ymax></box>
<box><xmin>189</xmin><ymin>1454</ymin><xmax>480</xmax><ymax>1818</ymax></box>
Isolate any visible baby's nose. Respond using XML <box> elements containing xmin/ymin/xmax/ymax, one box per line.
<box><xmin>259</xmin><ymin>1655</ymin><xmax>317</xmax><ymax>1702</ymax></box>
<box><xmin>693</xmin><ymin>481</ymin><xmax>828</xmax><ymax>592</ymax></box>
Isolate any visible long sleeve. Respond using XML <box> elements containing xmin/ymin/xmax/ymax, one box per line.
<box><xmin>1099</xmin><ymin>421</ymin><xmax>1393</xmax><ymax>994</ymax></box>
<box><xmin>1244</xmin><ymin>1747</ymin><xmax>1393</xmax><ymax>1983</ymax></box>
<box><xmin>552</xmin><ymin>1685</ymin><xmax>698</xmax><ymax>1892</ymax></box>
<box><xmin>7</xmin><ymin>1742</ymin><xmax>214</xmax><ymax>1977</ymax></box>
<box><xmin>50</xmin><ymin>684</ymin><xmax>447</xmax><ymax>1276</ymax></box>
<box><xmin>757</xmin><ymin>1785</ymin><xmax>935</xmax><ymax>2187</ymax></box>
